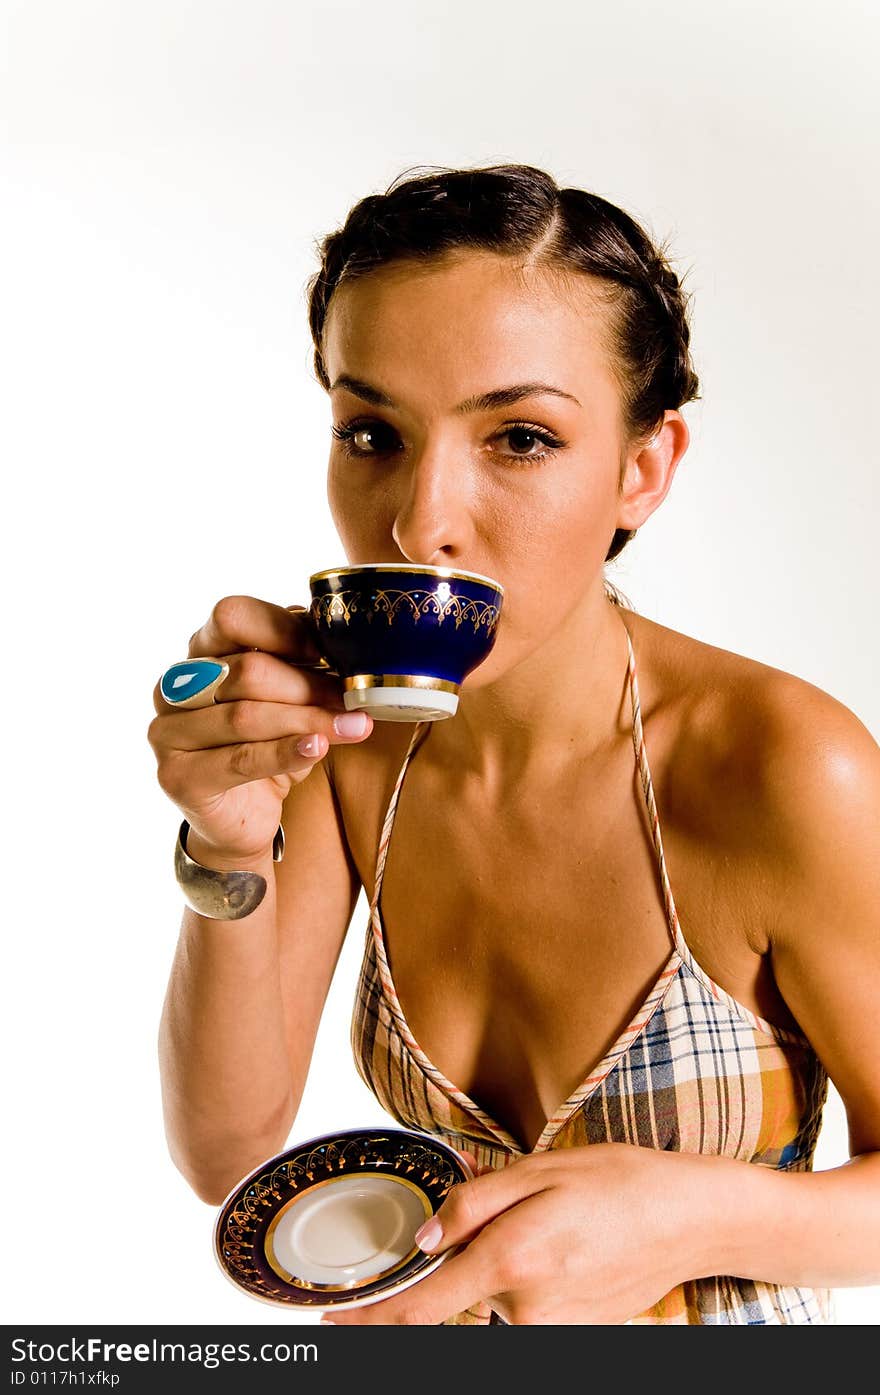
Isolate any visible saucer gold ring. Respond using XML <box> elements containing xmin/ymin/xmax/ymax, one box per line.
<box><xmin>160</xmin><ymin>658</ymin><xmax>230</xmax><ymax>710</ymax></box>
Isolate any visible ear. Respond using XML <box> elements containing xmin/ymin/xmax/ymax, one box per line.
<box><xmin>616</xmin><ymin>410</ymin><xmax>690</xmax><ymax>532</ymax></box>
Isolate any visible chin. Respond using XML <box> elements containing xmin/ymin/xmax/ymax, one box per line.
<box><xmin>461</xmin><ymin>630</ymin><xmax>530</xmax><ymax>692</ymax></box>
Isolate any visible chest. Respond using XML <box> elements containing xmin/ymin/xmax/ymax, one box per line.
<box><xmin>335</xmin><ymin>723</ymin><xmax>796</xmax><ymax>1151</ymax></box>
<box><xmin>377</xmin><ymin>739</ymin><xmax>673</xmax><ymax>1032</ymax></box>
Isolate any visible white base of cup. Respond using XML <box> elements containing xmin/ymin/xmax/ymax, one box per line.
<box><xmin>343</xmin><ymin>683</ymin><xmax>459</xmax><ymax>722</ymax></box>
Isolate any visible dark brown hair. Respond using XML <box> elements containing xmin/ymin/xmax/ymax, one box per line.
<box><xmin>306</xmin><ymin>163</ymin><xmax>700</xmax><ymax>571</ymax></box>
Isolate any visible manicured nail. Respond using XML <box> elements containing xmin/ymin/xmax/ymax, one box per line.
<box><xmin>333</xmin><ymin>711</ymin><xmax>369</xmax><ymax>737</ymax></box>
<box><xmin>296</xmin><ymin>734</ymin><xmax>322</xmax><ymax>757</ymax></box>
<box><xmin>414</xmin><ymin>1218</ymin><xmax>442</xmax><ymax>1252</ymax></box>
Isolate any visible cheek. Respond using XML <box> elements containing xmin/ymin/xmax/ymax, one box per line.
<box><xmin>327</xmin><ymin>461</ymin><xmax>381</xmax><ymax>541</ymax></box>
<box><xmin>504</xmin><ymin>468</ymin><xmax>616</xmax><ymax>572</ymax></box>
<box><xmin>327</xmin><ymin>458</ymin><xmax>353</xmax><ymax>514</ymax></box>
<box><xmin>482</xmin><ymin>475</ymin><xmax>616</xmax><ymax>641</ymax></box>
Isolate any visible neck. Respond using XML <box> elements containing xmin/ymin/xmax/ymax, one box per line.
<box><xmin>428</xmin><ymin>583</ymin><xmax>634</xmax><ymax>792</ymax></box>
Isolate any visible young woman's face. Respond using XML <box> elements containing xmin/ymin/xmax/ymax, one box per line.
<box><xmin>321</xmin><ymin>251</ymin><xmax>671</xmax><ymax>680</ymax></box>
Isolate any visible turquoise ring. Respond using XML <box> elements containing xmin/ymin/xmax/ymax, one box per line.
<box><xmin>160</xmin><ymin>658</ymin><xmax>230</xmax><ymax>709</ymax></box>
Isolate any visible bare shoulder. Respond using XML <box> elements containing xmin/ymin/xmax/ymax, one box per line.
<box><xmin>627</xmin><ymin>606</ymin><xmax>880</xmax><ymax>910</ymax></box>
<box><xmin>747</xmin><ymin>667</ymin><xmax>880</xmax><ymax>822</ymax></box>
<box><xmin>626</xmin><ymin>607</ymin><xmax>875</xmax><ymax>778</ymax></box>
<box><xmin>638</xmin><ymin>616</ymin><xmax>880</xmax><ymax>1152</ymax></box>
<box><xmin>729</xmin><ymin>656</ymin><xmax>880</xmax><ymax>931</ymax></box>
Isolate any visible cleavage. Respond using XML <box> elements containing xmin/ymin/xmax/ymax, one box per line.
<box><xmin>375</xmin><ymin>748</ymin><xmax>676</xmax><ymax>1150</ymax></box>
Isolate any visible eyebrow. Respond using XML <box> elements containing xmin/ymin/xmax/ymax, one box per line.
<box><xmin>329</xmin><ymin>375</ymin><xmax>581</xmax><ymax>412</ymax></box>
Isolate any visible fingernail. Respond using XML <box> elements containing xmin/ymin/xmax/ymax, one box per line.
<box><xmin>414</xmin><ymin>1218</ymin><xmax>442</xmax><ymax>1251</ymax></box>
<box><xmin>319</xmin><ymin>1318</ymin><xmax>336</xmax><ymax>1325</ymax></box>
<box><xmin>333</xmin><ymin>711</ymin><xmax>369</xmax><ymax>737</ymax></box>
<box><xmin>296</xmin><ymin>734</ymin><xmax>322</xmax><ymax>757</ymax></box>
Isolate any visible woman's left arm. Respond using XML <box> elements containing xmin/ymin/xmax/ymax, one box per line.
<box><xmin>329</xmin><ymin>690</ymin><xmax>880</xmax><ymax>1325</ymax></box>
<box><xmin>722</xmin><ymin>682</ymin><xmax>880</xmax><ymax>1286</ymax></box>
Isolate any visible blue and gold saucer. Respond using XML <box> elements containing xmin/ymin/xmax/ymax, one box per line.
<box><xmin>213</xmin><ymin>1127</ymin><xmax>472</xmax><ymax>1312</ymax></box>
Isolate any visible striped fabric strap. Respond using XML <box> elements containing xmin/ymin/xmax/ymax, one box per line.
<box><xmin>371</xmin><ymin>721</ymin><xmax>429</xmax><ymax>909</ymax></box>
<box><xmin>623</xmin><ymin>624</ymin><xmax>683</xmax><ymax>953</ymax></box>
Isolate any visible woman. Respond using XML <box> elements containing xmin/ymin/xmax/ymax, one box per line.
<box><xmin>149</xmin><ymin>164</ymin><xmax>880</xmax><ymax>1325</ymax></box>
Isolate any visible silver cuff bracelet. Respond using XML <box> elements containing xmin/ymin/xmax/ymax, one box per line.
<box><xmin>174</xmin><ymin>820</ymin><xmax>285</xmax><ymax>921</ymax></box>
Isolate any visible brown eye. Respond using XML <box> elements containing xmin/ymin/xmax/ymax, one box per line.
<box><xmin>491</xmin><ymin>422</ymin><xmax>565</xmax><ymax>464</ymax></box>
<box><xmin>332</xmin><ymin>421</ymin><xmax>400</xmax><ymax>456</ymax></box>
<box><xmin>351</xmin><ymin>427</ymin><xmax>381</xmax><ymax>452</ymax></box>
<box><xmin>506</xmin><ymin>427</ymin><xmax>543</xmax><ymax>455</ymax></box>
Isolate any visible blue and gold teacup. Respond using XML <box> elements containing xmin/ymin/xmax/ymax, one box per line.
<box><xmin>308</xmin><ymin>563</ymin><xmax>505</xmax><ymax>721</ymax></box>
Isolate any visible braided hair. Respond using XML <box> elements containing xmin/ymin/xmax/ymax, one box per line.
<box><xmin>306</xmin><ymin>164</ymin><xmax>700</xmax><ymax>567</ymax></box>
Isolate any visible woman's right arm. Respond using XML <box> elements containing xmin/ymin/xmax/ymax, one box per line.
<box><xmin>148</xmin><ymin>595</ymin><xmax>373</xmax><ymax>1205</ymax></box>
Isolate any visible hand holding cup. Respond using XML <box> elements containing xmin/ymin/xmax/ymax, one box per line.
<box><xmin>148</xmin><ymin>594</ymin><xmax>374</xmax><ymax>866</ymax></box>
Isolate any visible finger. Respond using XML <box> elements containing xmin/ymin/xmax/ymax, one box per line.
<box><xmin>322</xmin><ymin>1166</ymin><xmax>538</xmax><ymax>1327</ymax></box>
<box><xmin>324</xmin><ymin>1226</ymin><xmax>504</xmax><ymax>1327</ymax></box>
<box><xmin>455</xmin><ymin>1150</ymin><xmax>494</xmax><ymax>1179</ymax></box>
<box><xmin>152</xmin><ymin>699</ymin><xmax>368</xmax><ymax>754</ymax></box>
<box><xmin>416</xmin><ymin>1161</ymin><xmax>541</xmax><ymax>1255</ymax></box>
<box><xmin>151</xmin><ymin>709</ymin><xmax>374</xmax><ymax>796</ymax></box>
<box><xmin>153</xmin><ymin>648</ymin><xmax>345</xmax><ymax>717</ymax></box>
<box><xmin>153</xmin><ymin>731</ymin><xmax>334</xmax><ymax>800</ymax></box>
<box><xmin>188</xmin><ymin>595</ymin><xmax>323</xmax><ymax>663</ymax></box>
<box><xmin>324</xmin><ymin>1191</ymin><xmax>557</xmax><ymax>1326</ymax></box>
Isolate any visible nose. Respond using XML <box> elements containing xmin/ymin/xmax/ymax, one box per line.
<box><xmin>391</xmin><ymin>442</ymin><xmax>475</xmax><ymax>566</ymax></box>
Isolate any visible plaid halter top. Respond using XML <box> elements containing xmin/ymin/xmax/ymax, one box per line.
<box><xmin>350</xmin><ymin>623</ymin><xmax>831</xmax><ymax>1324</ymax></box>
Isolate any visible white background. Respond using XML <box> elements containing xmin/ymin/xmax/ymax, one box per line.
<box><xmin>2</xmin><ymin>0</ymin><xmax>878</xmax><ymax>1327</ymax></box>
